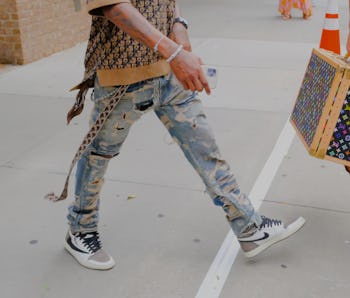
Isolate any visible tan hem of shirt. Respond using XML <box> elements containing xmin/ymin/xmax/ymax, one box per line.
<box><xmin>87</xmin><ymin>0</ymin><xmax>131</xmax><ymax>16</ymax></box>
<box><xmin>97</xmin><ymin>60</ymin><xmax>171</xmax><ymax>87</ymax></box>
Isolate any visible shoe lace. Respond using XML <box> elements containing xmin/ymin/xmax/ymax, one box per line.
<box><xmin>260</xmin><ymin>216</ymin><xmax>282</xmax><ymax>228</ymax></box>
<box><xmin>79</xmin><ymin>232</ymin><xmax>102</xmax><ymax>253</ymax></box>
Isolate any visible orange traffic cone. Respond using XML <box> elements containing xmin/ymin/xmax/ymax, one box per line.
<box><xmin>319</xmin><ymin>0</ymin><xmax>340</xmax><ymax>54</ymax></box>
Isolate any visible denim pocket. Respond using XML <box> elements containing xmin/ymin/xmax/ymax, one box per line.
<box><xmin>160</xmin><ymin>72</ymin><xmax>194</xmax><ymax>106</ymax></box>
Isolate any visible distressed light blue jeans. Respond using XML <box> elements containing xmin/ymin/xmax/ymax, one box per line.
<box><xmin>67</xmin><ymin>72</ymin><xmax>262</xmax><ymax>236</ymax></box>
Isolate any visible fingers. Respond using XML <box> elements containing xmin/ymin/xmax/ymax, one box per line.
<box><xmin>180</xmin><ymin>73</ymin><xmax>210</xmax><ymax>95</ymax></box>
<box><xmin>198</xmin><ymin>67</ymin><xmax>211</xmax><ymax>95</ymax></box>
<box><xmin>171</xmin><ymin>52</ymin><xmax>211</xmax><ymax>94</ymax></box>
<box><xmin>190</xmin><ymin>68</ymin><xmax>211</xmax><ymax>95</ymax></box>
<box><xmin>197</xmin><ymin>57</ymin><xmax>210</xmax><ymax>94</ymax></box>
<box><xmin>192</xmin><ymin>77</ymin><xmax>204</xmax><ymax>92</ymax></box>
<box><xmin>185</xmin><ymin>79</ymin><xmax>195</xmax><ymax>91</ymax></box>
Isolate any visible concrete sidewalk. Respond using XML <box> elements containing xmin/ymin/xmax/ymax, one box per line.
<box><xmin>0</xmin><ymin>1</ymin><xmax>349</xmax><ymax>298</ymax></box>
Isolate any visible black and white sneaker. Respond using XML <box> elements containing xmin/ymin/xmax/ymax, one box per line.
<box><xmin>238</xmin><ymin>216</ymin><xmax>306</xmax><ymax>258</ymax></box>
<box><xmin>64</xmin><ymin>230</ymin><xmax>115</xmax><ymax>270</ymax></box>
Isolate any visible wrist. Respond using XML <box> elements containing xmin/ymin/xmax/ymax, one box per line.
<box><xmin>166</xmin><ymin>44</ymin><xmax>183</xmax><ymax>63</ymax></box>
<box><xmin>173</xmin><ymin>17</ymin><xmax>189</xmax><ymax>30</ymax></box>
<box><xmin>157</xmin><ymin>38</ymin><xmax>180</xmax><ymax>60</ymax></box>
<box><xmin>172</xmin><ymin>22</ymin><xmax>187</xmax><ymax>32</ymax></box>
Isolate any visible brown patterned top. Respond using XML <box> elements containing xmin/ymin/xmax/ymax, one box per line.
<box><xmin>67</xmin><ymin>0</ymin><xmax>175</xmax><ymax>122</ymax></box>
<box><xmin>81</xmin><ymin>0</ymin><xmax>175</xmax><ymax>88</ymax></box>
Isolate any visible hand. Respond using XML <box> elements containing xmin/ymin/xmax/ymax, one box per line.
<box><xmin>169</xmin><ymin>49</ymin><xmax>211</xmax><ymax>95</ymax></box>
<box><xmin>169</xmin><ymin>23</ymin><xmax>192</xmax><ymax>52</ymax></box>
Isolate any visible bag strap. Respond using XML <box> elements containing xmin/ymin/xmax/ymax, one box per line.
<box><xmin>45</xmin><ymin>85</ymin><xmax>129</xmax><ymax>202</ymax></box>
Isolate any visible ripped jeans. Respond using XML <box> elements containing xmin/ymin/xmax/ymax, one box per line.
<box><xmin>67</xmin><ymin>72</ymin><xmax>262</xmax><ymax>237</ymax></box>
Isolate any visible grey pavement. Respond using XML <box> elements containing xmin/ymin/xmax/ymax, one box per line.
<box><xmin>1</xmin><ymin>1</ymin><xmax>349</xmax><ymax>298</ymax></box>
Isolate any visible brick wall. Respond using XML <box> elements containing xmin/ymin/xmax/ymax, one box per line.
<box><xmin>0</xmin><ymin>0</ymin><xmax>91</xmax><ymax>64</ymax></box>
<box><xmin>0</xmin><ymin>0</ymin><xmax>22</xmax><ymax>64</ymax></box>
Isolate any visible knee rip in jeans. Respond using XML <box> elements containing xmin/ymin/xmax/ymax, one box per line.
<box><xmin>91</xmin><ymin>151</ymin><xmax>119</xmax><ymax>159</ymax></box>
<box><xmin>91</xmin><ymin>178</ymin><xmax>103</xmax><ymax>186</ymax></box>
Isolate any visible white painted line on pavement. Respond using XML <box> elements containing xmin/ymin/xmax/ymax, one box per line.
<box><xmin>195</xmin><ymin>120</ymin><xmax>296</xmax><ymax>298</ymax></box>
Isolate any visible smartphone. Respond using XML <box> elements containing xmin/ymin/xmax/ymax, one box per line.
<box><xmin>201</xmin><ymin>65</ymin><xmax>218</xmax><ymax>89</ymax></box>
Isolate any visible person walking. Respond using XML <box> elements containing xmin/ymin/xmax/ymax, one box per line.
<box><xmin>50</xmin><ymin>0</ymin><xmax>306</xmax><ymax>270</ymax></box>
<box><xmin>279</xmin><ymin>0</ymin><xmax>313</xmax><ymax>20</ymax></box>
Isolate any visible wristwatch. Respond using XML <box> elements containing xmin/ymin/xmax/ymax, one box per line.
<box><xmin>173</xmin><ymin>17</ymin><xmax>189</xmax><ymax>29</ymax></box>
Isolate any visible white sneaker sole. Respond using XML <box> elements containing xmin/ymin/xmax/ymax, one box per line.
<box><xmin>64</xmin><ymin>241</ymin><xmax>115</xmax><ymax>270</ymax></box>
<box><xmin>243</xmin><ymin>216</ymin><xmax>306</xmax><ymax>258</ymax></box>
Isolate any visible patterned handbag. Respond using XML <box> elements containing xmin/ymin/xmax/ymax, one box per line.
<box><xmin>290</xmin><ymin>48</ymin><xmax>350</xmax><ymax>167</ymax></box>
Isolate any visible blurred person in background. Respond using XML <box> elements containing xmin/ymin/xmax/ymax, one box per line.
<box><xmin>279</xmin><ymin>0</ymin><xmax>312</xmax><ymax>20</ymax></box>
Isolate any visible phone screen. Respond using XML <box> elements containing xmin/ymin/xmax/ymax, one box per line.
<box><xmin>201</xmin><ymin>65</ymin><xmax>218</xmax><ymax>89</ymax></box>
